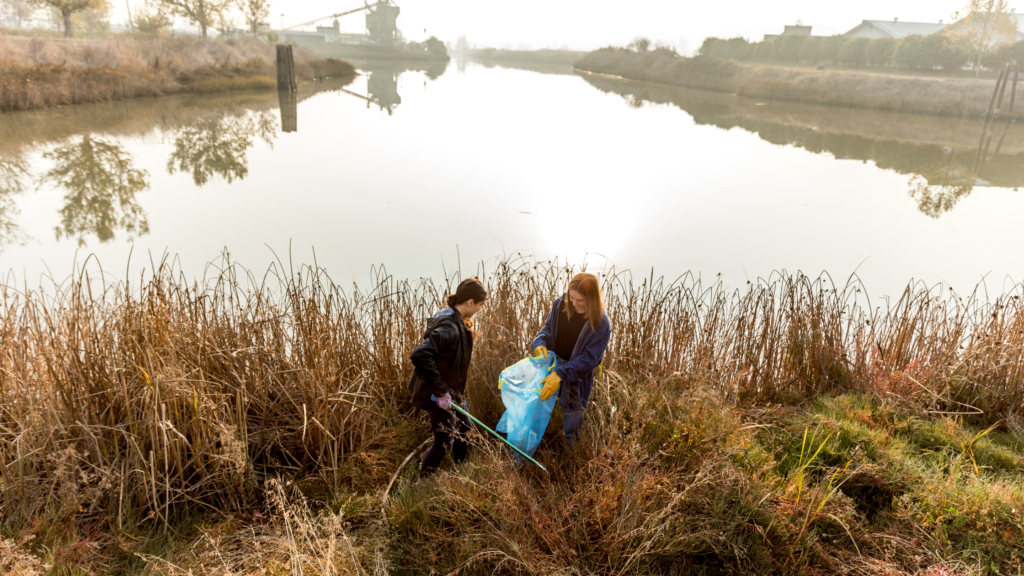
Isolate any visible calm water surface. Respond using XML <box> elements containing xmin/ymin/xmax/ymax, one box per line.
<box><xmin>1</xmin><ymin>61</ymin><xmax>1021</xmax><ymax>297</ymax></box>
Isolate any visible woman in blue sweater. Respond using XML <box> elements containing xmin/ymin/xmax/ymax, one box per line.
<box><xmin>530</xmin><ymin>272</ymin><xmax>612</xmax><ymax>446</ymax></box>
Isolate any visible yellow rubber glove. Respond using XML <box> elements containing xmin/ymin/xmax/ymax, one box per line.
<box><xmin>533</xmin><ymin>346</ymin><xmax>549</xmax><ymax>359</ymax></box>
<box><xmin>539</xmin><ymin>372</ymin><xmax>561</xmax><ymax>401</ymax></box>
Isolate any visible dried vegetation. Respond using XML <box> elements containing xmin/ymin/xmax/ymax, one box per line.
<box><xmin>0</xmin><ymin>35</ymin><xmax>356</xmax><ymax>112</ymax></box>
<box><xmin>0</xmin><ymin>256</ymin><xmax>1022</xmax><ymax>574</ymax></box>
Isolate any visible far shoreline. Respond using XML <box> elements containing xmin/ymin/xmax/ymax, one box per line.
<box><xmin>573</xmin><ymin>49</ymin><xmax>1015</xmax><ymax>121</ymax></box>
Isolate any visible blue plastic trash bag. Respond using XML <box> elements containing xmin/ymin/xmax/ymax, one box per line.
<box><xmin>495</xmin><ymin>354</ymin><xmax>558</xmax><ymax>457</ymax></box>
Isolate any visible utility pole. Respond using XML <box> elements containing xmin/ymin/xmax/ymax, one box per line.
<box><xmin>125</xmin><ymin>0</ymin><xmax>135</xmax><ymax>32</ymax></box>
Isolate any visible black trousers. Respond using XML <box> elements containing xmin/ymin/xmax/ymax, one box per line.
<box><xmin>419</xmin><ymin>401</ymin><xmax>473</xmax><ymax>478</ymax></box>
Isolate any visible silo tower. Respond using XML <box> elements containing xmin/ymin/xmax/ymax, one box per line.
<box><xmin>366</xmin><ymin>0</ymin><xmax>401</xmax><ymax>45</ymax></box>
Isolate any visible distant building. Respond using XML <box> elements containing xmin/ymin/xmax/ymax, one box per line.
<box><xmin>316</xmin><ymin>19</ymin><xmax>341</xmax><ymax>36</ymax></box>
<box><xmin>764</xmin><ymin>23</ymin><xmax>813</xmax><ymax>42</ymax></box>
<box><xmin>843</xmin><ymin>18</ymin><xmax>947</xmax><ymax>40</ymax></box>
<box><xmin>279</xmin><ymin>30</ymin><xmax>329</xmax><ymax>46</ymax></box>
<box><xmin>280</xmin><ymin>1</ymin><xmax>401</xmax><ymax>47</ymax></box>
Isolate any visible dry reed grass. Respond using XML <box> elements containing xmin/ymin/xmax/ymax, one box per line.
<box><xmin>0</xmin><ymin>255</ymin><xmax>1022</xmax><ymax>573</ymax></box>
<box><xmin>575</xmin><ymin>49</ymin><xmax>1005</xmax><ymax>119</ymax></box>
<box><xmin>0</xmin><ymin>36</ymin><xmax>302</xmax><ymax>72</ymax></box>
<box><xmin>137</xmin><ymin>479</ymin><xmax>370</xmax><ymax>576</ymax></box>
<box><xmin>0</xmin><ymin>36</ymin><xmax>356</xmax><ymax>112</ymax></box>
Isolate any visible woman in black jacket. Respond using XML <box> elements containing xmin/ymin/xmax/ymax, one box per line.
<box><xmin>408</xmin><ymin>278</ymin><xmax>487</xmax><ymax>479</ymax></box>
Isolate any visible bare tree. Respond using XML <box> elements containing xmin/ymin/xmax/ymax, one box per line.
<box><xmin>76</xmin><ymin>1</ymin><xmax>110</xmax><ymax>32</ymax></box>
<box><xmin>133</xmin><ymin>0</ymin><xmax>170</xmax><ymax>34</ymax></box>
<box><xmin>628</xmin><ymin>37</ymin><xmax>651</xmax><ymax>52</ymax></box>
<box><xmin>3</xmin><ymin>0</ymin><xmax>39</xmax><ymax>28</ymax></box>
<box><xmin>949</xmin><ymin>0</ymin><xmax>1019</xmax><ymax>72</ymax></box>
<box><xmin>213</xmin><ymin>2</ymin><xmax>235</xmax><ymax>36</ymax></box>
<box><xmin>159</xmin><ymin>0</ymin><xmax>228</xmax><ymax>38</ymax></box>
<box><xmin>32</xmin><ymin>0</ymin><xmax>104</xmax><ymax>36</ymax></box>
<box><xmin>236</xmin><ymin>0</ymin><xmax>267</xmax><ymax>38</ymax></box>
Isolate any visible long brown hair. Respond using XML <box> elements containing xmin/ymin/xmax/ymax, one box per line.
<box><xmin>446</xmin><ymin>278</ymin><xmax>487</xmax><ymax>308</ymax></box>
<box><xmin>563</xmin><ymin>272</ymin><xmax>604</xmax><ymax>329</ymax></box>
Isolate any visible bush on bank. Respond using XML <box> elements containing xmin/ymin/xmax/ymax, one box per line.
<box><xmin>697</xmin><ymin>32</ymin><xmax>1012</xmax><ymax>73</ymax></box>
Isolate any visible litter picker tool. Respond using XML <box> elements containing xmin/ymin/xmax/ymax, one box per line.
<box><xmin>432</xmin><ymin>395</ymin><xmax>548</xmax><ymax>473</ymax></box>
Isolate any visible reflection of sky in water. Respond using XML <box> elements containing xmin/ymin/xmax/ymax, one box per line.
<box><xmin>2</xmin><ymin>64</ymin><xmax>1023</xmax><ymax>298</ymax></box>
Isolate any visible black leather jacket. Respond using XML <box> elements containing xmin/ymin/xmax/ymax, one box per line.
<box><xmin>408</xmin><ymin>307</ymin><xmax>474</xmax><ymax>408</ymax></box>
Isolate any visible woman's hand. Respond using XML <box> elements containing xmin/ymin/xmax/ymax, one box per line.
<box><xmin>436</xmin><ymin>392</ymin><xmax>453</xmax><ymax>410</ymax></box>
<box><xmin>533</xmin><ymin>346</ymin><xmax>549</xmax><ymax>359</ymax></box>
<box><xmin>539</xmin><ymin>372</ymin><xmax>561</xmax><ymax>401</ymax></box>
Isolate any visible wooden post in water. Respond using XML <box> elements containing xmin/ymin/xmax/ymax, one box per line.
<box><xmin>991</xmin><ymin>69</ymin><xmax>1019</xmax><ymax>158</ymax></box>
<box><xmin>979</xmin><ymin>63</ymin><xmax>1013</xmax><ymax>173</ymax></box>
<box><xmin>974</xmin><ymin>64</ymin><xmax>1009</xmax><ymax>173</ymax></box>
<box><xmin>276</xmin><ymin>44</ymin><xmax>297</xmax><ymax>92</ymax></box>
<box><xmin>278</xmin><ymin>87</ymin><xmax>298</xmax><ymax>133</ymax></box>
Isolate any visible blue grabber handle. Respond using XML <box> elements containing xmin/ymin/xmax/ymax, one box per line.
<box><xmin>431</xmin><ymin>395</ymin><xmax>548</xmax><ymax>473</ymax></box>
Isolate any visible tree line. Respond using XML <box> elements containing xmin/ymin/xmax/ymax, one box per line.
<box><xmin>701</xmin><ymin>33</ymin><xmax>1024</xmax><ymax>72</ymax></box>
<box><xmin>0</xmin><ymin>0</ymin><xmax>272</xmax><ymax>39</ymax></box>
<box><xmin>699</xmin><ymin>1</ymin><xmax>1023</xmax><ymax>73</ymax></box>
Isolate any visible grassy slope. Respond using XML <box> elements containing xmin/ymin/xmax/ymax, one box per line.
<box><xmin>0</xmin><ymin>35</ymin><xmax>356</xmax><ymax>112</ymax></box>
<box><xmin>1</xmin><ymin>260</ymin><xmax>1023</xmax><ymax>575</ymax></box>
<box><xmin>384</xmin><ymin>392</ymin><xmax>1024</xmax><ymax>575</ymax></box>
<box><xmin>574</xmin><ymin>48</ymin><xmax>1002</xmax><ymax>119</ymax></box>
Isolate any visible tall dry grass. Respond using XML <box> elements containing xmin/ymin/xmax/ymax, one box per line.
<box><xmin>0</xmin><ymin>254</ymin><xmax>1021</xmax><ymax>533</ymax></box>
<box><xmin>0</xmin><ymin>36</ymin><xmax>304</xmax><ymax>74</ymax></box>
<box><xmin>0</xmin><ymin>36</ymin><xmax>356</xmax><ymax>112</ymax></box>
<box><xmin>575</xmin><ymin>49</ymin><xmax>1005</xmax><ymax>119</ymax></box>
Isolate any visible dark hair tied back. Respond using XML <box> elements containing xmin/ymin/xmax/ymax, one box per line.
<box><xmin>447</xmin><ymin>278</ymin><xmax>487</xmax><ymax>308</ymax></box>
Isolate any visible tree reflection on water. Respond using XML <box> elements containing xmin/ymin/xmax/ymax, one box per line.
<box><xmin>41</xmin><ymin>136</ymin><xmax>150</xmax><ymax>246</ymax></box>
<box><xmin>0</xmin><ymin>155</ymin><xmax>30</xmax><ymax>251</ymax></box>
<box><xmin>580</xmin><ymin>73</ymin><xmax>1024</xmax><ymax>218</ymax></box>
<box><xmin>907</xmin><ymin>176</ymin><xmax>976</xmax><ymax>218</ymax></box>
<box><xmin>166</xmin><ymin>111</ymin><xmax>277</xmax><ymax>187</ymax></box>
<box><xmin>906</xmin><ymin>148</ymin><xmax>978</xmax><ymax>218</ymax></box>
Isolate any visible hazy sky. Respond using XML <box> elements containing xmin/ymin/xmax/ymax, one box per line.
<box><xmin>111</xmin><ymin>1</ymin><xmax>976</xmax><ymax>51</ymax></box>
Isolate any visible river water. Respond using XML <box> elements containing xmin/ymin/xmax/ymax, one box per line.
<box><xmin>0</xmin><ymin>60</ymin><xmax>1021</xmax><ymax>297</ymax></box>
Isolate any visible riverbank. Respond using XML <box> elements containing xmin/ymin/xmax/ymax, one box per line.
<box><xmin>1</xmin><ymin>257</ymin><xmax>1022</xmax><ymax>574</ymax></box>
<box><xmin>463</xmin><ymin>47</ymin><xmax>586</xmax><ymax>65</ymax></box>
<box><xmin>0</xmin><ymin>35</ymin><xmax>356</xmax><ymax>112</ymax></box>
<box><xmin>458</xmin><ymin>48</ymin><xmax>583</xmax><ymax>76</ymax></box>
<box><xmin>574</xmin><ymin>48</ymin><xmax>1007</xmax><ymax>119</ymax></box>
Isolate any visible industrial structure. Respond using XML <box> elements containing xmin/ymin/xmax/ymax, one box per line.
<box><xmin>279</xmin><ymin>1</ymin><xmax>403</xmax><ymax>47</ymax></box>
<box><xmin>341</xmin><ymin>69</ymin><xmax>402</xmax><ymax>115</ymax></box>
